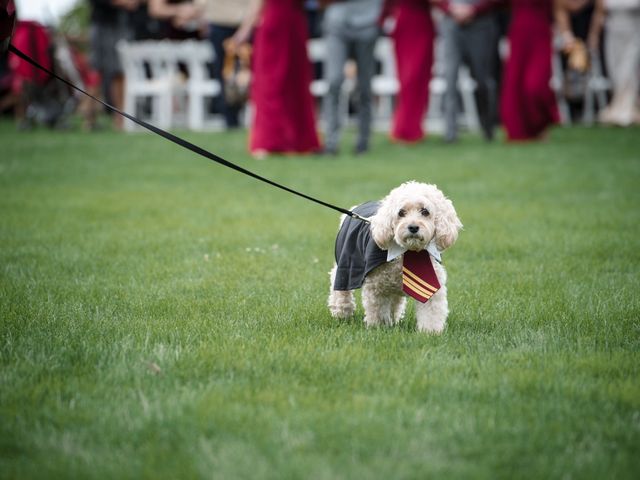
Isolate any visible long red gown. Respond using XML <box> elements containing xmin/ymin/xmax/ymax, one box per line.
<box><xmin>249</xmin><ymin>0</ymin><xmax>320</xmax><ymax>154</ymax></box>
<box><xmin>500</xmin><ymin>0</ymin><xmax>559</xmax><ymax>140</ymax></box>
<box><xmin>390</xmin><ymin>0</ymin><xmax>435</xmax><ymax>143</ymax></box>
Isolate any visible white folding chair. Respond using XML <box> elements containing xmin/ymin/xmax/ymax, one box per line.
<box><xmin>117</xmin><ymin>40</ymin><xmax>176</xmax><ymax>131</ymax></box>
<box><xmin>180</xmin><ymin>40</ymin><xmax>222</xmax><ymax>131</ymax></box>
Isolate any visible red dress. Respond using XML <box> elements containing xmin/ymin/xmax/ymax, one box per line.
<box><xmin>8</xmin><ymin>21</ymin><xmax>52</xmax><ymax>93</ymax></box>
<box><xmin>249</xmin><ymin>0</ymin><xmax>320</xmax><ymax>154</ymax></box>
<box><xmin>390</xmin><ymin>0</ymin><xmax>434</xmax><ymax>143</ymax></box>
<box><xmin>500</xmin><ymin>0</ymin><xmax>559</xmax><ymax>140</ymax></box>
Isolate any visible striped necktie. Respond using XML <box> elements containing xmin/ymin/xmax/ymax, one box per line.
<box><xmin>402</xmin><ymin>250</ymin><xmax>441</xmax><ymax>303</ymax></box>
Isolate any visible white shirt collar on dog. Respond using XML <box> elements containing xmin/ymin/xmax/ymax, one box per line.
<box><xmin>386</xmin><ymin>239</ymin><xmax>442</xmax><ymax>263</ymax></box>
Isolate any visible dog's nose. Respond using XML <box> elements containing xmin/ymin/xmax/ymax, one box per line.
<box><xmin>408</xmin><ymin>225</ymin><xmax>419</xmax><ymax>234</ymax></box>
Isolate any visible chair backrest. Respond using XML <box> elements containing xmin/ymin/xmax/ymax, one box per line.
<box><xmin>117</xmin><ymin>40</ymin><xmax>178</xmax><ymax>83</ymax></box>
<box><xmin>117</xmin><ymin>40</ymin><xmax>216</xmax><ymax>85</ymax></box>
<box><xmin>116</xmin><ymin>40</ymin><xmax>146</xmax><ymax>82</ymax></box>
<box><xmin>180</xmin><ymin>40</ymin><xmax>215</xmax><ymax>83</ymax></box>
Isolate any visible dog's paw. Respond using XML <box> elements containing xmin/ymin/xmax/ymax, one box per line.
<box><xmin>329</xmin><ymin>304</ymin><xmax>355</xmax><ymax>319</ymax></box>
<box><xmin>416</xmin><ymin>323</ymin><xmax>446</xmax><ymax>335</ymax></box>
<box><xmin>328</xmin><ymin>289</ymin><xmax>355</xmax><ymax>319</ymax></box>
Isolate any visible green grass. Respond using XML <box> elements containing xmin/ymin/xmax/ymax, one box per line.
<box><xmin>1</xmin><ymin>121</ymin><xmax>639</xmax><ymax>479</ymax></box>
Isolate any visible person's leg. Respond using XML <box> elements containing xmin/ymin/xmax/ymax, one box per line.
<box><xmin>521</xmin><ymin>28</ymin><xmax>558</xmax><ymax>137</ymax></box>
<box><xmin>323</xmin><ymin>31</ymin><xmax>348</xmax><ymax>153</ymax></box>
<box><xmin>209</xmin><ymin>24</ymin><xmax>240</xmax><ymax>128</ymax></box>
<box><xmin>110</xmin><ymin>73</ymin><xmax>125</xmax><ymax>130</ymax></box>
<box><xmin>390</xmin><ymin>6</ymin><xmax>434</xmax><ymax>142</ymax></box>
<box><xmin>353</xmin><ymin>33</ymin><xmax>377</xmax><ymax>153</ymax></box>
<box><xmin>442</xmin><ymin>18</ymin><xmax>462</xmax><ymax>142</ymax></box>
<box><xmin>500</xmin><ymin>19</ymin><xmax>530</xmax><ymax>140</ymax></box>
<box><xmin>462</xmin><ymin>16</ymin><xmax>499</xmax><ymax>140</ymax></box>
<box><xmin>104</xmin><ymin>15</ymin><xmax>132</xmax><ymax>130</ymax></box>
<box><xmin>601</xmin><ymin>12</ymin><xmax>640</xmax><ymax>125</ymax></box>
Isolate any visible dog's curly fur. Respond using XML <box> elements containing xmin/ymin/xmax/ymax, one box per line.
<box><xmin>328</xmin><ymin>181</ymin><xmax>462</xmax><ymax>333</ymax></box>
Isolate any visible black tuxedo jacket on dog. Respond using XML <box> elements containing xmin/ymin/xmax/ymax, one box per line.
<box><xmin>333</xmin><ymin>201</ymin><xmax>387</xmax><ymax>291</ymax></box>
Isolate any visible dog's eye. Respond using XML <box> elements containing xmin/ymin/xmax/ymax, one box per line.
<box><xmin>421</xmin><ymin>208</ymin><xmax>430</xmax><ymax>217</ymax></box>
<box><xmin>398</xmin><ymin>209</ymin><xmax>406</xmax><ymax>218</ymax></box>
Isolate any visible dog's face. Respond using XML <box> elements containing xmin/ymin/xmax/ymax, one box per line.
<box><xmin>390</xmin><ymin>199</ymin><xmax>435</xmax><ymax>251</ymax></box>
<box><xmin>370</xmin><ymin>181</ymin><xmax>462</xmax><ymax>252</ymax></box>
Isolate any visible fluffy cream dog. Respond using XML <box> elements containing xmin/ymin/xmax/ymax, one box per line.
<box><xmin>328</xmin><ymin>181</ymin><xmax>462</xmax><ymax>333</ymax></box>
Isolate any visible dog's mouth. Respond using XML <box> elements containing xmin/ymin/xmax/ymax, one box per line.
<box><xmin>398</xmin><ymin>234</ymin><xmax>427</xmax><ymax>252</ymax></box>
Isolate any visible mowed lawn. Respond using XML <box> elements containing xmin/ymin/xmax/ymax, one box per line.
<box><xmin>1</xmin><ymin>121</ymin><xmax>639</xmax><ymax>479</ymax></box>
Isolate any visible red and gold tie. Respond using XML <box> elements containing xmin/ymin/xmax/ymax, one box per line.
<box><xmin>402</xmin><ymin>250</ymin><xmax>441</xmax><ymax>303</ymax></box>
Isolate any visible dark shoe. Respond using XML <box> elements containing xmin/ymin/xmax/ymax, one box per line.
<box><xmin>482</xmin><ymin>127</ymin><xmax>495</xmax><ymax>142</ymax></box>
<box><xmin>353</xmin><ymin>143</ymin><xmax>369</xmax><ymax>155</ymax></box>
<box><xmin>444</xmin><ymin>127</ymin><xmax>457</xmax><ymax>143</ymax></box>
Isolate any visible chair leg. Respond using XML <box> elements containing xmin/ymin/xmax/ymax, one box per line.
<box><xmin>123</xmin><ymin>93</ymin><xmax>136</xmax><ymax>132</ymax></box>
<box><xmin>157</xmin><ymin>91</ymin><xmax>172</xmax><ymax>130</ymax></box>
<box><xmin>188</xmin><ymin>93</ymin><xmax>204</xmax><ymax>131</ymax></box>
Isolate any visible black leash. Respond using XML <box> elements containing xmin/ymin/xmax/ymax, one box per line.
<box><xmin>8</xmin><ymin>44</ymin><xmax>370</xmax><ymax>223</ymax></box>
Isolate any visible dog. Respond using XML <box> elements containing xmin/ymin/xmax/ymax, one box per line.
<box><xmin>328</xmin><ymin>181</ymin><xmax>462</xmax><ymax>333</ymax></box>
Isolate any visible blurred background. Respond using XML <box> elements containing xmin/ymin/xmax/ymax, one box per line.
<box><xmin>1</xmin><ymin>0</ymin><xmax>638</xmax><ymax>142</ymax></box>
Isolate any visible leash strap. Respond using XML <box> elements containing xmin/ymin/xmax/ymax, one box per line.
<box><xmin>8</xmin><ymin>44</ymin><xmax>370</xmax><ymax>223</ymax></box>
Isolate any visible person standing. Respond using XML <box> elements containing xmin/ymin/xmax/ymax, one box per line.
<box><xmin>498</xmin><ymin>0</ymin><xmax>560</xmax><ymax>140</ymax></box>
<box><xmin>322</xmin><ymin>0</ymin><xmax>383</xmax><ymax>154</ymax></box>
<box><xmin>233</xmin><ymin>0</ymin><xmax>321</xmax><ymax>158</ymax></box>
<box><xmin>384</xmin><ymin>0</ymin><xmax>435</xmax><ymax>143</ymax></box>
<box><xmin>441</xmin><ymin>0</ymin><xmax>500</xmax><ymax>142</ymax></box>
<box><xmin>88</xmin><ymin>0</ymin><xmax>140</xmax><ymax>130</ymax></box>
<box><xmin>592</xmin><ymin>0</ymin><xmax>640</xmax><ymax>126</ymax></box>
<box><xmin>195</xmin><ymin>0</ymin><xmax>250</xmax><ymax>129</ymax></box>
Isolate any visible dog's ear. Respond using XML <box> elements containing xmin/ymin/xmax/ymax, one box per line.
<box><xmin>433</xmin><ymin>191</ymin><xmax>463</xmax><ymax>251</ymax></box>
<box><xmin>369</xmin><ymin>199</ymin><xmax>395</xmax><ymax>250</ymax></box>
